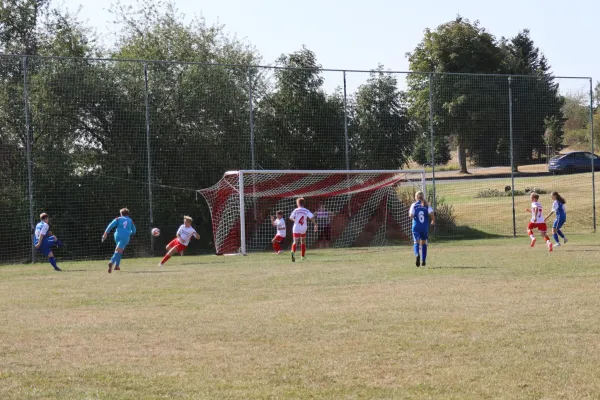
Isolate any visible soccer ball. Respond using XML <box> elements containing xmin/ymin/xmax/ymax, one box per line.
<box><xmin>151</xmin><ymin>228</ymin><xmax>160</xmax><ymax>237</ymax></box>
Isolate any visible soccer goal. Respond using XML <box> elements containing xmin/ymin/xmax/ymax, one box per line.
<box><xmin>198</xmin><ymin>170</ymin><xmax>426</xmax><ymax>255</ymax></box>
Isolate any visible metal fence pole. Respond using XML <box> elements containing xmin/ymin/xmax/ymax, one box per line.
<box><xmin>248</xmin><ymin>67</ymin><xmax>257</xmax><ymax>220</ymax></box>
<box><xmin>343</xmin><ymin>71</ymin><xmax>350</xmax><ymax>170</ymax></box>
<box><xmin>248</xmin><ymin>67</ymin><xmax>256</xmax><ymax>170</ymax></box>
<box><xmin>23</xmin><ymin>56</ymin><xmax>35</xmax><ymax>262</ymax></box>
<box><xmin>428</xmin><ymin>74</ymin><xmax>436</xmax><ymax>214</ymax></box>
<box><xmin>508</xmin><ymin>76</ymin><xmax>516</xmax><ymax>238</ymax></box>
<box><xmin>144</xmin><ymin>63</ymin><xmax>154</xmax><ymax>252</ymax></box>
<box><xmin>590</xmin><ymin>78</ymin><xmax>596</xmax><ymax>232</ymax></box>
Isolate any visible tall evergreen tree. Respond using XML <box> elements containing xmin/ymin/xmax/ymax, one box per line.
<box><xmin>502</xmin><ymin>30</ymin><xmax>564</xmax><ymax>169</ymax></box>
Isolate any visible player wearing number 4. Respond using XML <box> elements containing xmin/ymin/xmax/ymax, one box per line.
<box><xmin>158</xmin><ymin>216</ymin><xmax>200</xmax><ymax>266</ymax></box>
<box><xmin>102</xmin><ymin>208</ymin><xmax>137</xmax><ymax>273</ymax></box>
<box><xmin>409</xmin><ymin>191</ymin><xmax>435</xmax><ymax>267</ymax></box>
<box><xmin>525</xmin><ymin>192</ymin><xmax>553</xmax><ymax>252</ymax></box>
<box><xmin>289</xmin><ymin>198</ymin><xmax>318</xmax><ymax>262</ymax></box>
<box><xmin>270</xmin><ymin>211</ymin><xmax>286</xmax><ymax>254</ymax></box>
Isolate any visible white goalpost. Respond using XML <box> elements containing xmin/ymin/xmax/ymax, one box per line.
<box><xmin>198</xmin><ymin>170</ymin><xmax>426</xmax><ymax>255</ymax></box>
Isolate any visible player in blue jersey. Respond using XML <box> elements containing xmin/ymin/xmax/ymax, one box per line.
<box><xmin>545</xmin><ymin>191</ymin><xmax>567</xmax><ymax>247</ymax></box>
<box><xmin>102</xmin><ymin>208</ymin><xmax>136</xmax><ymax>273</ymax></box>
<box><xmin>33</xmin><ymin>213</ymin><xmax>63</xmax><ymax>271</ymax></box>
<box><xmin>409</xmin><ymin>191</ymin><xmax>435</xmax><ymax>267</ymax></box>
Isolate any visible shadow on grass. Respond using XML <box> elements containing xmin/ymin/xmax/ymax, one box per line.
<box><xmin>432</xmin><ymin>225</ymin><xmax>508</xmax><ymax>242</ymax></box>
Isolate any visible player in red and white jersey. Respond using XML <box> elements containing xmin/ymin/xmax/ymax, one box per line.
<box><xmin>525</xmin><ymin>192</ymin><xmax>552</xmax><ymax>252</ymax></box>
<box><xmin>270</xmin><ymin>211</ymin><xmax>286</xmax><ymax>254</ymax></box>
<box><xmin>159</xmin><ymin>215</ymin><xmax>200</xmax><ymax>266</ymax></box>
<box><xmin>289</xmin><ymin>197</ymin><xmax>318</xmax><ymax>262</ymax></box>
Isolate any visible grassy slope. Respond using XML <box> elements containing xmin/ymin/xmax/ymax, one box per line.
<box><xmin>435</xmin><ymin>172</ymin><xmax>600</xmax><ymax>237</ymax></box>
<box><xmin>1</xmin><ymin>236</ymin><xmax>600</xmax><ymax>399</ymax></box>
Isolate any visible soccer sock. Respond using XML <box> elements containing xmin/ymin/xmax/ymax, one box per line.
<box><xmin>557</xmin><ymin>229</ymin><xmax>565</xmax><ymax>239</ymax></box>
<box><xmin>553</xmin><ymin>233</ymin><xmax>559</xmax><ymax>243</ymax></box>
<box><xmin>544</xmin><ymin>235</ymin><xmax>550</xmax><ymax>242</ymax></box>
<box><xmin>301</xmin><ymin>244</ymin><xmax>306</xmax><ymax>257</ymax></box>
<box><xmin>422</xmin><ymin>244</ymin><xmax>428</xmax><ymax>262</ymax></box>
<box><xmin>160</xmin><ymin>254</ymin><xmax>171</xmax><ymax>265</ymax></box>
<box><xmin>273</xmin><ymin>242</ymin><xmax>281</xmax><ymax>252</ymax></box>
<box><xmin>413</xmin><ymin>243</ymin><xmax>419</xmax><ymax>256</ymax></box>
<box><xmin>528</xmin><ymin>230</ymin><xmax>535</xmax><ymax>239</ymax></box>
<box><xmin>48</xmin><ymin>257</ymin><xmax>59</xmax><ymax>270</ymax></box>
<box><xmin>110</xmin><ymin>252</ymin><xmax>119</xmax><ymax>264</ymax></box>
<box><xmin>292</xmin><ymin>243</ymin><xmax>297</xmax><ymax>253</ymax></box>
<box><xmin>115</xmin><ymin>252</ymin><xmax>122</xmax><ymax>266</ymax></box>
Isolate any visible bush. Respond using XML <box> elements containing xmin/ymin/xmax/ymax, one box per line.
<box><xmin>398</xmin><ymin>186</ymin><xmax>455</xmax><ymax>233</ymax></box>
<box><xmin>475</xmin><ymin>187</ymin><xmax>547</xmax><ymax>198</ymax></box>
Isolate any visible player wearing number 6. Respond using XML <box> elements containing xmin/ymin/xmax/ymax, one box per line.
<box><xmin>409</xmin><ymin>191</ymin><xmax>435</xmax><ymax>267</ymax></box>
<box><xmin>525</xmin><ymin>192</ymin><xmax>552</xmax><ymax>252</ymax></box>
<box><xmin>102</xmin><ymin>208</ymin><xmax>137</xmax><ymax>273</ymax></box>
<box><xmin>289</xmin><ymin>198</ymin><xmax>317</xmax><ymax>262</ymax></box>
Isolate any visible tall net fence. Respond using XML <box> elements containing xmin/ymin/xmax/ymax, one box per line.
<box><xmin>0</xmin><ymin>54</ymin><xmax>595</xmax><ymax>263</ymax></box>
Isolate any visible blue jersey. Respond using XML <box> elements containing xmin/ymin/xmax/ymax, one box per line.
<box><xmin>105</xmin><ymin>216</ymin><xmax>136</xmax><ymax>238</ymax></box>
<box><xmin>410</xmin><ymin>201</ymin><xmax>433</xmax><ymax>232</ymax></box>
<box><xmin>34</xmin><ymin>221</ymin><xmax>50</xmax><ymax>245</ymax></box>
<box><xmin>552</xmin><ymin>201</ymin><xmax>566</xmax><ymax>219</ymax></box>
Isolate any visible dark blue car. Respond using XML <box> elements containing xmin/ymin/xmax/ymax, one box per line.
<box><xmin>548</xmin><ymin>151</ymin><xmax>600</xmax><ymax>174</ymax></box>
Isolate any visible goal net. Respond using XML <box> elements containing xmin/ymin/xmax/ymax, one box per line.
<box><xmin>198</xmin><ymin>170</ymin><xmax>426</xmax><ymax>255</ymax></box>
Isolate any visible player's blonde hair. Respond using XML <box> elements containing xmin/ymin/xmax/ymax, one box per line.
<box><xmin>530</xmin><ymin>192</ymin><xmax>539</xmax><ymax>201</ymax></box>
<box><xmin>415</xmin><ymin>191</ymin><xmax>429</xmax><ymax>207</ymax></box>
<box><xmin>296</xmin><ymin>197</ymin><xmax>305</xmax><ymax>207</ymax></box>
<box><xmin>120</xmin><ymin>208</ymin><xmax>130</xmax><ymax>216</ymax></box>
<box><xmin>40</xmin><ymin>213</ymin><xmax>48</xmax><ymax>221</ymax></box>
<box><xmin>184</xmin><ymin>215</ymin><xmax>193</xmax><ymax>222</ymax></box>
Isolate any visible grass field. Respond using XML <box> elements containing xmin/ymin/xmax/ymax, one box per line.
<box><xmin>1</xmin><ymin>236</ymin><xmax>600</xmax><ymax>399</ymax></box>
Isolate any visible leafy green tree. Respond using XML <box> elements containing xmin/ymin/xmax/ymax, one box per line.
<box><xmin>349</xmin><ymin>67</ymin><xmax>416</xmax><ymax>169</ymax></box>
<box><xmin>406</xmin><ymin>17</ymin><xmax>505</xmax><ymax>173</ymax></box>
<box><xmin>254</xmin><ymin>46</ymin><xmax>346</xmax><ymax>170</ymax></box>
<box><xmin>412</xmin><ymin>133</ymin><xmax>451</xmax><ymax>166</ymax></box>
<box><xmin>502</xmin><ymin>30</ymin><xmax>564</xmax><ymax>169</ymax></box>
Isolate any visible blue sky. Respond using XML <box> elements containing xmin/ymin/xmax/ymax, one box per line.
<box><xmin>69</xmin><ymin>0</ymin><xmax>597</xmax><ymax>93</ymax></box>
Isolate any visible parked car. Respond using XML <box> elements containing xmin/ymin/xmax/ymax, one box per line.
<box><xmin>548</xmin><ymin>151</ymin><xmax>600</xmax><ymax>174</ymax></box>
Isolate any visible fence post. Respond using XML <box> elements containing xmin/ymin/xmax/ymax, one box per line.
<box><xmin>508</xmin><ymin>76</ymin><xmax>516</xmax><ymax>238</ymax></box>
<box><xmin>428</xmin><ymin>73</ymin><xmax>436</xmax><ymax>215</ymax></box>
<box><xmin>23</xmin><ymin>56</ymin><xmax>35</xmax><ymax>262</ymax></box>
<box><xmin>144</xmin><ymin>63</ymin><xmax>154</xmax><ymax>253</ymax></box>
<box><xmin>591</xmin><ymin>78</ymin><xmax>596</xmax><ymax>232</ymax></box>
<box><xmin>248</xmin><ymin>67</ymin><xmax>256</xmax><ymax>170</ymax></box>
<box><xmin>343</xmin><ymin>71</ymin><xmax>350</xmax><ymax>170</ymax></box>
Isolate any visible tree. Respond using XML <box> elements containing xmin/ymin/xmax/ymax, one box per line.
<box><xmin>502</xmin><ymin>30</ymin><xmax>564</xmax><ymax>169</ymax></box>
<box><xmin>254</xmin><ymin>46</ymin><xmax>346</xmax><ymax>170</ymax></box>
<box><xmin>412</xmin><ymin>134</ymin><xmax>451</xmax><ymax>166</ymax></box>
<box><xmin>406</xmin><ymin>17</ymin><xmax>505</xmax><ymax>173</ymax></box>
<box><xmin>349</xmin><ymin>67</ymin><xmax>416</xmax><ymax>169</ymax></box>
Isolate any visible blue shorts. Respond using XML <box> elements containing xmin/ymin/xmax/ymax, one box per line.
<box><xmin>413</xmin><ymin>231</ymin><xmax>429</xmax><ymax>243</ymax></box>
<box><xmin>114</xmin><ymin>234</ymin><xmax>130</xmax><ymax>249</ymax></box>
<box><xmin>553</xmin><ymin>217</ymin><xmax>566</xmax><ymax>229</ymax></box>
<box><xmin>35</xmin><ymin>236</ymin><xmax>57</xmax><ymax>257</ymax></box>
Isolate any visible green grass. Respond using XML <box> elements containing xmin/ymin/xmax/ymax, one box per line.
<box><xmin>1</xmin><ymin>236</ymin><xmax>600</xmax><ymax>399</ymax></box>
<box><xmin>435</xmin><ymin>172</ymin><xmax>599</xmax><ymax>236</ymax></box>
